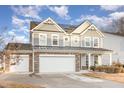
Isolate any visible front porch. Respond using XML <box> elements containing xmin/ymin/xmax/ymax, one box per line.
<box><xmin>80</xmin><ymin>53</ymin><xmax>112</xmax><ymax>70</ymax></box>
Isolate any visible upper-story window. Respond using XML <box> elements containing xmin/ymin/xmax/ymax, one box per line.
<box><xmin>93</xmin><ymin>37</ymin><xmax>99</xmax><ymax>48</ymax></box>
<box><xmin>39</xmin><ymin>34</ymin><xmax>47</xmax><ymax>46</ymax></box>
<box><xmin>84</xmin><ymin>37</ymin><xmax>91</xmax><ymax>47</ymax></box>
<box><xmin>52</xmin><ymin>34</ymin><xmax>59</xmax><ymax>46</ymax></box>
<box><xmin>63</xmin><ymin>36</ymin><xmax>70</xmax><ymax>46</ymax></box>
<box><xmin>84</xmin><ymin>37</ymin><xmax>99</xmax><ymax>47</ymax></box>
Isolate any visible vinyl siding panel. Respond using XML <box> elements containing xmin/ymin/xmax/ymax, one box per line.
<box><xmin>83</xmin><ymin>30</ymin><xmax>101</xmax><ymax>37</ymax></box>
<box><xmin>103</xmin><ymin>33</ymin><xmax>124</xmax><ymax>64</ymax></box>
<box><xmin>36</xmin><ymin>24</ymin><xmax>62</xmax><ymax>31</ymax></box>
<box><xmin>33</xmin><ymin>33</ymin><xmax>39</xmax><ymax>45</ymax></box>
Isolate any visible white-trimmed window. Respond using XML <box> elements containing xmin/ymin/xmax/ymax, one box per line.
<box><xmin>84</xmin><ymin>37</ymin><xmax>91</xmax><ymax>47</ymax></box>
<box><xmin>93</xmin><ymin>37</ymin><xmax>99</xmax><ymax>48</ymax></box>
<box><xmin>63</xmin><ymin>36</ymin><xmax>70</xmax><ymax>46</ymax></box>
<box><xmin>39</xmin><ymin>34</ymin><xmax>47</xmax><ymax>46</ymax></box>
<box><xmin>52</xmin><ymin>34</ymin><xmax>59</xmax><ymax>46</ymax></box>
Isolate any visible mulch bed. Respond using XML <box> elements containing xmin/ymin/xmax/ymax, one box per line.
<box><xmin>83</xmin><ymin>72</ymin><xmax>124</xmax><ymax>83</ymax></box>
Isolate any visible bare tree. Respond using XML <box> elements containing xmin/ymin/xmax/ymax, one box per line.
<box><xmin>112</xmin><ymin>17</ymin><xmax>124</xmax><ymax>35</ymax></box>
<box><xmin>0</xmin><ymin>26</ymin><xmax>21</xmax><ymax>70</ymax></box>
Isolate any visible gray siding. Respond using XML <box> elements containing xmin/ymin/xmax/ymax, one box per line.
<box><xmin>103</xmin><ymin>33</ymin><xmax>124</xmax><ymax>64</ymax></box>
<box><xmin>33</xmin><ymin>34</ymin><xmax>39</xmax><ymax>45</ymax></box>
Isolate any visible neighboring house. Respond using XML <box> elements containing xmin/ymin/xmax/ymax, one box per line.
<box><xmin>3</xmin><ymin>17</ymin><xmax>119</xmax><ymax>73</ymax></box>
<box><xmin>103</xmin><ymin>32</ymin><xmax>124</xmax><ymax>64</ymax></box>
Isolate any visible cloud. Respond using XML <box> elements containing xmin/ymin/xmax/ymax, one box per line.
<box><xmin>74</xmin><ymin>15</ymin><xmax>112</xmax><ymax>30</ymax></box>
<box><xmin>109</xmin><ymin>12</ymin><xmax>124</xmax><ymax>19</ymax></box>
<box><xmin>7</xmin><ymin>28</ymin><xmax>29</xmax><ymax>43</ymax></box>
<box><xmin>72</xmin><ymin>12</ymin><xmax>124</xmax><ymax>32</ymax></box>
<box><xmin>8</xmin><ymin>31</ymin><xmax>16</xmax><ymax>36</ymax></box>
<box><xmin>10</xmin><ymin>15</ymin><xmax>30</xmax><ymax>43</ymax></box>
<box><xmin>11</xmin><ymin>6</ymin><xmax>43</xmax><ymax>20</ymax></box>
<box><xmin>100</xmin><ymin>5</ymin><xmax>124</xmax><ymax>11</ymax></box>
<box><xmin>48</xmin><ymin>6</ymin><xmax>71</xmax><ymax>20</ymax></box>
<box><xmin>13</xmin><ymin>35</ymin><xmax>29</xmax><ymax>43</ymax></box>
<box><xmin>12</xmin><ymin>15</ymin><xmax>29</xmax><ymax>34</ymax></box>
<box><xmin>12</xmin><ymin>16</ymin><xmax>25</xmax><ymax>27</ymax></box>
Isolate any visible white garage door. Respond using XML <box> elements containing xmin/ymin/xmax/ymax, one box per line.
<box><xmin>39</xmin><ymin>55</ymin><xmax>75</xmax><ymax>73</ymax></box>
<box><xmin>10</xmin><ymin>55</ymin><xmax>29</xmax><ymax>72</ymax></box>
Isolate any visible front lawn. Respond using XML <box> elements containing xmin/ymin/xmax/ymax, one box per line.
<box><xmin>0</xmin><ymin>80</ymin><xmax>46</xmax><ymax>88</ymax></box>
<box><xmin>83</xmin><ymin>72</ymin><xmax>124</xmax><ymax>83</ymax></box>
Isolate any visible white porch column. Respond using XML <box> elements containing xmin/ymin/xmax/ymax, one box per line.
<box><xmin>88</xmin><ymin>53</ymin><xmax>91</xmax><ymax>70</ymax></box>
<box><xmin>98</xmin><ymin>55</ymin><xmax>102</xmax><ymax>65</ymax></box>
<box><xmin>109</xmin><ymin>53</ymin><xmax>112</xmax><ymax>65</ymax></box>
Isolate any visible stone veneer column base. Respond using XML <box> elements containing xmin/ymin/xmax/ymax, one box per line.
<box><xmin>29</xmin><ymin>54</ymin><xmax>33</xmax><ymax>72</ymax></box>
<box><xmin>75</xmin><ymin>54</ymin><xmax>81</xmax><ymax>72</ymax></box>
<box><xmin>34</xmin><ymin>53</ymin><xmax>39</xmax><ymax>73</ymax></box>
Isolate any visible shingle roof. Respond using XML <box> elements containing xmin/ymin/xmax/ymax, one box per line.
<box><xmin>30</xmin><ymin>21</ymin><xmax>40</xmax><ymax>30</ymax></box>
<box><xmin>5</xmin><ymin>43</ymin><xmax>32</xmax><ymax>50</ymax></box>
<box><xmin>34</xmin><ymin>46</ymin><xmax>112</xmax><ymax>52</ymax></box>
<box><xmin>5</xmin><ymin>42</ymin><xmax>112</xmax><ymax>52</ymax></box>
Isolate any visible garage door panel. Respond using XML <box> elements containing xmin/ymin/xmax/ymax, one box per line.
<box><xmin>39</xmin><ymin>55</ymin><xmax>75</xmax><ymax>73</ymax></box>
<box><xmin>10</xmin><ymin>55</ymin><xmax>29</xmax><ymax>72</ymax></box>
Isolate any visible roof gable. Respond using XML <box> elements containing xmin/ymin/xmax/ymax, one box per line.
<box><xmin>31</xmin><ymin>17</ymin><xmax>67</xmax><ymax>34</ymax></box>
<box><xmin>80</xmin><ymin>24</ymin><xmax>104</xmax><ymax>37</ymax></box>
<box><xmin>71</xmin><ymin>21</ymin><xmax>91</xmax><ymax>34</ymax></box>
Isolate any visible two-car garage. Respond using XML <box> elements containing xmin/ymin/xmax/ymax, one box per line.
<box><xmin>39</xmin><ymin>55</ymin><xmax>75</xmax><ymax>73</ymax></box>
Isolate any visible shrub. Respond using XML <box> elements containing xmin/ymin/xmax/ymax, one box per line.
<box><xmin>92</xmin><ymin>65</ymin><xmax>124</xmax><ymax>73</ymax></box>
<box><xmin>114</xmin><ymin>67</ymin><xmax>122</xmax><ymax>73</ymax></box>
<box><xmin>82</xmin><ymin>66</ymin><xmax>88</xmax><ymax>70</ymax></box>
<box><xmin>112</xmin><ymin>62</ymin><xmax>124</xmax><ymax>68</ymax></box>
<box><xmin>121</xmin><ymin>68</ymin><xmax>124</xmax><ymax>73</ymax></box>
<box><xmin>0</xmin><ymin>67</ymin><xmax>3</xmax><ymax>71</ymax></box>
<box><xmin>90</xmin><ymin>66</ymin><xmax>96</xmax><ymax>71</ymax></box>
<box><xmin>95</xmin><ymin>66</ymin><xmax>107</xmax><ymax>72</ymax></box>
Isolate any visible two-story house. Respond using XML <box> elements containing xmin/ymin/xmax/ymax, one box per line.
<box><xmin>3</xmin><ymin>17</ymin><xmax>113</xmax><ymax>73</ymax></box>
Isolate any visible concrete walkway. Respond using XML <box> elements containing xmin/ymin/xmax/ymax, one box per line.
<box><xmin>0</xmin><ymin>73</ymin><xmax>124</xmax><ymax>88</ymax></box>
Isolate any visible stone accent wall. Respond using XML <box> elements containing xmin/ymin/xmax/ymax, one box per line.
<box><xmin>75</xmin><ymin>54</ymin><xmax>81</xmax><ymax>72</ymax></box>
<box><xmin>29</xmin><ymin>54</ymin><xmax>33</xmax><ymax>72</ymax></box>
<box><xmin>34</xmin><ymin>53</ymin><xmax>39</xmax><ymax>73</ymax></box>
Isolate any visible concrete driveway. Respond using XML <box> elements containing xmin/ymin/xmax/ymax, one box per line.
<box><xmin>0</xmin><ymin>73</ymin><xmax>124</xmax><ymax>88</ymax></box>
